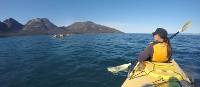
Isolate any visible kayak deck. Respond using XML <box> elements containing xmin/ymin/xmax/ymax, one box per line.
<box><xmin>121</xmin><ymin>59</ymin><xmax>192</xmax><ymax>87</ymax></box>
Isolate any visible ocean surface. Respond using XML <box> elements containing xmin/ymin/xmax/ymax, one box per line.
<box><xmin>0</xmin><ymin>33</ymin><xmax>199</xmax><ymax>87</ymax></box>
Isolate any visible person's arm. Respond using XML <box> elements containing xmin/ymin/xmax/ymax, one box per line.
<box><xmin>138</xmin><ymin>44</ymin><xmax>153</xmax><ymax>62</ymax></box>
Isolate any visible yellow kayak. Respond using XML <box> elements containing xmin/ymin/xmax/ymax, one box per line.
<box><xmin>121</xmin><ymin>59</ymin><xmax>193</xmax><ymax>87</ymax></box>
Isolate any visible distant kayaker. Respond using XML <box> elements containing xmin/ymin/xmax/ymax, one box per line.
<box><xmin>137</xmin><ymin>28</ymin><xmax>172</xmax><ymax>70</ymax></box>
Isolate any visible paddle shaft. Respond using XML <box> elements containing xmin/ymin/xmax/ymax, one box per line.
<box><xmin>169</xmin><ymin>31</ymin><xmax>179</xmax><ymax>39</ymax></box>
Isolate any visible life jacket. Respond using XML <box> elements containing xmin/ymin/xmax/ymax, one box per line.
<box><xmin>151</xmin><ymin>42</ymin><xmax>170</xmax><ymax>62</ymax></box>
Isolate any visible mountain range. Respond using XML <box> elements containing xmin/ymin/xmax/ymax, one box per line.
<box><xmin>0</xmin><ymin>18</ymin><xmax>123</xmax><ymax>36</ymax></box>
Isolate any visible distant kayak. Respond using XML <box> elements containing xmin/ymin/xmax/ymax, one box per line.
<box><xmin>121</xmin><ymin>59</ymin><xmax>194</xmax><ymax>87</ymax></box>
<box><xmin>53</xmin><ymin>34</ymin><xmax>64</xmax><ymax>38</ymax></box>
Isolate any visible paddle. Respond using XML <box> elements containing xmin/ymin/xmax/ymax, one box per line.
<box><xmin>107</xmin><ymin>20</ymin><xmax>192</xmax><ymax>74</ymax></box>
<box><xmin>169</xmin><ymin>20</ymin><xmax>192</xmax><ymax>39</ymax></box>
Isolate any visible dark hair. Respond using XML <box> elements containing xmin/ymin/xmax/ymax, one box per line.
<box><xmin>152</xmin><ymin>28</ymin><xmax>168</xmax><ymax>39</ymax></box>
<box><xmin>164</xmin><ymin>37</ymin><xmax>172</xmax><ymax>59</ymax></box>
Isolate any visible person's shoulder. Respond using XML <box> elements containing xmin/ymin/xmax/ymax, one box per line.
<box><xmin>149</xmin><ymin>41</ymin><xmax>158</xmax><ymax>46</ymax></box>
<box><xmin>146</xmin><ymin>41</ymin><xmax>156</xmax><ymax>49</ymax></box>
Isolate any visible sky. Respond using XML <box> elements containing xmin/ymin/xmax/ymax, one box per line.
<box><xmin>0</xmin><ymin>0</ymin><xmax>199</xmax><ymax>33</ymax></box>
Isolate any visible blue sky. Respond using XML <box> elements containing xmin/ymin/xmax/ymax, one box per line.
<box><xmin>0</xmin><ymin>0</ymin><xmax>199</xmax><ymax>33</ymax></box>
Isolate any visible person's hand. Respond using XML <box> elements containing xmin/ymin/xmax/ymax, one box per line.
<box><xmin>137</xmin><ymin>62</ymin><xmax>145</xmax><ymax>71</ymax></box>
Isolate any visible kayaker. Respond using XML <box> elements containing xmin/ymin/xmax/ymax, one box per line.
<box><xmin>137</xmin><ymin>28</ymin><xmax>172</xmax><ymax>70</ymax></box>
